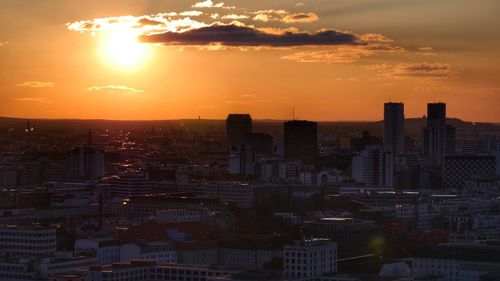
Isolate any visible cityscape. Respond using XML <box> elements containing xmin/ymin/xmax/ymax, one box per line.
<box><xmin>1</xmin><ymin>1</ymin><xmax>500</xmax><ymax>281</ymax></box>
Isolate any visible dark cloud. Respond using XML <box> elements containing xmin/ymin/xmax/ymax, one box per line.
<box><xmin>141</xmin><ymin>24</ymin><xmax>363</xmax><ymax>47</ymax></box>
<box><xmin>138</xmin><ymin>17</ymin><xmax>164</xmax><ymax>26</ymax></box>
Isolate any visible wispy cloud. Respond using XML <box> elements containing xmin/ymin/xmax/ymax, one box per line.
<box><xmin>221</xmin><ymin>14</ymin><xmax>249</xmax><ymax>20</ymax></box>
<box><xmin>418</xmin><ymin>46</ymin><xmax>437</xmax><ymax>56</ymax></box>
<box><xmin>16</xmin><ymin>81</ymin><xmax>55</xmax><ymax>88</ymax></box>
<box><xmin>192</xmin><ymin>0</ymin><xmax>234</xmax><ymax>9</ymax></box>
<box><xmin>86</xmin><ymin>85</ymin><xmax>144</xmax><ymax>94</ymax></box>
<box><xmin>364</xmin><ymin>63</ymin><xmax>453</xmax><ymax>78</ymax></box>
<box><xmin>179</xmin><ymin>11</ymin><xmax>203</xmax><ymax>17</ymax></box>
<box><xmin>253</xmin><ymin>10</ymin><xmax>319</xmax><ymax>23</ymax></box>
<box><xmin>14</xmin><ymin>97</ymin><xmax>52</xmax><ymax>103</ymax></box>
<box><xmin>282</xmin><ymin>48</ymin><xmax>373</xmax><ymax>64</ymax></box>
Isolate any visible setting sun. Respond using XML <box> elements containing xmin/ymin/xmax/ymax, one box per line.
<box><xmin>99</xmin><ymin>26</ymin><xmax>151</xmax><ymax>69</ymax></box>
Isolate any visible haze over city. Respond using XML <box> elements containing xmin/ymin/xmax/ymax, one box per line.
<box><xmin>1</xmin><ymin>2</ymin><xmax>500</xmax><ymax>281</ymax></box>
<box><xmin>1</xmin><ymin>0</ymin><xmax>499</xmax><ymax>121</ymax></box>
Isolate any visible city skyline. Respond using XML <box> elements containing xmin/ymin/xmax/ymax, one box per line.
<box><xmin>1</xmin><ymin>0</ymin><xmax>500</xmax><ymax>122</ymax></box>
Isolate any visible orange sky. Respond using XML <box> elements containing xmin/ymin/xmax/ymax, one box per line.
<box><xmin>0</xmin><ymin>0</ymin><xmax>499</xmax><ymax>122</ymax></box>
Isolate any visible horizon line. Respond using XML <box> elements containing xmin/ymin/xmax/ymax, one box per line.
<box><xmin>1</xmin><ymin>115</ymin><xmax>499</xmax><ymax>125</ymax></box>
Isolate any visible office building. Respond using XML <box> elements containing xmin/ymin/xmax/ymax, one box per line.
<box><xmin>74</xmin><ymin>238</ymin><xmax>121</xmax><ymax>265</ymax></box>
<box><xmin>383</xmin><ymin>102</ymin><xmax>405</xmax><ymax>156</ymax></box>
<box><xmin>422</xmin><ymin>103</ymin><xmax>456</xmax><ymax>168</ymax></box>
<box><xmin>84</xmin><ymin>260</ymin><xmax>239</xmax><ymax>281</ymax></box>
<box><xmin>303</xmin><ymin>218</ymin><xmax>383</xmax><ymax>258</ymax></box>
<box><xmin>0</xmin><ymin>224</ymin><xmax>56</xmax><ymax>258</ymax></box>
<box><xmin>284</xmin><ymin>120</ymin><xmax>318</xmax><ymax>164</ymax></box>
<box><xmin>352</xmin><ymin>145</ymin><xmax>394</xmax><ymax>187</ymax></box>
<box><xmin>228</xmin><ymin>146</ymin><xmax>256</xmax><ymax>175</ymax></box>
<box><xmin>66</xmin><ymin>142</ymin><xmax>104</xmax><ymax>181</ymax></box>
<box><xmin>226</xmin><ymin>114</ymin><xmax>252</xmax><ymax>147</ymax></box>
<box><xmin>243</xmin><ymin>133</ymin><xmax>274</xmax><ymax>154</ymax></box>
<box><xmin>444</xmin><ymin>155</ymin><xmax>497</xmax><ymax>188</ymax></box>
<box><xmin>101</xmin><ymin>172</ymin><xmax>156</xmax><ymax>198</ymax></box>
<box><xmin>284</xmin><ymin>239</ymin><xmax>337</xmax><ymax>279</ymax></box>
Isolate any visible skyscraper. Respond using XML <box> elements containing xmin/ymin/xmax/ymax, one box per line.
<box><xmin>383</xmin><ymin>102</ymin><xmax>405</xmax><ymax>156</ymax></box>
<box><xmin>226</xmin><ymin>114</ymin><xmax>252</xmax><ymax>147</ymax></box>
<box><xmin>284</xmin><ymin>120</ymin><xmax>318</xmax><ymax>163</ymax></box>
<box><xmin>422</xmin><ymin>103</ymin><xmax>455</xmax><ymax>168</ymax></box>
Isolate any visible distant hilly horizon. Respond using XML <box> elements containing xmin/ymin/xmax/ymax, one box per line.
<box><xmin>1</xmin><ymin>116</ymin><xmax>499</xmax><ymax>138</ymax></box>
<box><xmin>1</xmin><ymin>115</ymin><xmax>498</xmax><ymax>124</ymax></box>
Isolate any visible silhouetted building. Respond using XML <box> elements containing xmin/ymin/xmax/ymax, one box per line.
<box><xmin>66</xmin><ymin>146</ymin><xmax>104</xmax><ymax>180</ymax></box>
<box><xmin>422</xmin><ymin>103</ymin><xmax>456</xmax><ymax>168</ymax></box>
<box><xmin>243</xmin><ymin>133</ymin><xmax>274</xmax><ymax>154</ymax></box>
<box><xmin>350</xmin><ymin>131</ymin><xmax>382</xmax><ymax>152</ymax></box>
<box><xmin>352</xmin><ymin>145</ymin><xmax>394</xmax><ymax>187</ymax></box>
<box><xmin>383</xmin><ymin>102</ymin><xmax>405</xmax><ymax>156</ymax></box>
<box><xmin>444</xmin><ymin>155</ymin><xmax>497</xmax><ymax>188</ymax></box>
<box><xmin>226</xmin><ymin>114</ymin><xmax>252</xmax><ymax>147</ymax></box>
<box><xmin>303</xmin><ymin>217</ymin><xmax>383</xmax><ymax>258</ymax></box>
<box><xmin>284</xmin><ymin>120</ymin><xmax>318</xmax><ymax>163</ymax></box>
<box><xmin>66</xmin><ymin>130</ymin><xmax>104</xmax><ymax>180</ymax></box>
<box><xmin>284</xmin><ymin>240</ymin><xmax>337</xmax><ymax>279</ymax></box>
<box><xmin>229</xmin><ymin>146</ymin><xmax>256</xmax><ymax>175</ymax></box>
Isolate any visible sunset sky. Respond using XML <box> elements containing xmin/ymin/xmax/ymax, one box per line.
<box><xmin>0</xmin><ymin>0</ymin><xmax>499</xmax><ymax>122</ymax></box>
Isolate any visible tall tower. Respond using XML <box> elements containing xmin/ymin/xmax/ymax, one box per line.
<box><xmin>226</xmin><ymin>114</ymin><xmax>252</xmax><ymax>148</ymax></box>
<box><xmin>383</xmin><ymin>102</ymin><xmax>405</xmax><ymax>156</ymax></box>
<box><xmin>423</xmin><ymin>103</ymin><xmax>455</xmax><ymax>168</ymax></box>
<box><xmin>284</xmin><ymin>120</ymin><xmax>318</xmax><ymax>164</ymax></box>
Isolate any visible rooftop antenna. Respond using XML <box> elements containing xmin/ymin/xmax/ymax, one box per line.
<box><xmin>293</xmin><ymin>106</ymin><xmax>296</xmax><ymax>120</ymax></box>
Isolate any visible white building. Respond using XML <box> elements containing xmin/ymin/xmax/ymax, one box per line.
<box><xmin>84</xmin><ymin>260</ymin><xmax>238</xmax><ymax>281</ymax></box>
<box><xmin>0</xmin><ymin>224</ymin><xmax>56</xmax><ymax>258</ymax></box>
<box><xmin>284</xmin><ymin>239</ymin><xmax>337</xmax><ymax>280</ymax></box>
<box><xmin>411</xmin><ymin>257</ymin><xmax>500</xmax><ymax>281</ymax></box>
<box><xmin>352</xmin><ymin>145</ymin><xmax>394</xmax><ymax>187</ymax></box>
<box><xmin>156</xmin><ymin>209</ymin><xmax>207</xmax><ymax>224</ymax></box>
<box><xmin>301</xmin><ymin>169</ymin><xmax>347</xmax><ymax>186</ymax></box>
<box><xmin>198</xmin><ymin>182</ymin><xmax>256</xmax><ymax>209</ymax></box>
<box><xmin>0</xmin><ymin>256</ymin><xmax>97</xmax><ymax>281</ymax></box>
<box><xmin>257</xmin><ymin>160</ymin><xmax>302</xmax><ymax>183</ymax></box>
<box><xmin>228</xmin><ymin>146</ymin><xmax>256</xmax><ymax>175</ymax></box>
<box><xmin>101</xmin><ymin>172</ymin><xmax>156</xmax><ymax>198</ymax></box>
<box><xmin>120</xmin><ymin>241</ymin><xmax>177</xmax><ymax>263</ymax></box>
<box><xmin>74</xmin><ymin>238</ymin><xmax>120</xmax><ymax>265</ymax></box>
<box><xmin>396</xmin><ymin>203</ymin><xmax>436</xmax><ymax>230</ymax></box>
<box><xmin>38</xmin><ymin>256</ymin><xmax>97</xmax><ymax>279</ymax></box>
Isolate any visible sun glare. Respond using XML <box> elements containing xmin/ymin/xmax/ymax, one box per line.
<box><xmin>99</xmin><ymin>26</ymin><xmax>151</xmax><ymax>69</ymax></box>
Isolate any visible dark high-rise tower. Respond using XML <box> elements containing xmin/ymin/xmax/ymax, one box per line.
<box><xmin>226</xmin><ymin>114</ymin><xmax>252</xmax><ymax>147</ymax></box>
<box><xmin>383</xmin><ymin>102</ymin><xmax>405</xmax><ymax>156</ymax></box>
<box><xmin>423</xmin><ymin>103</ymin><xmax>455</xmax><ymax>168</ymax></box>
<box><xmin>284</xmin><ymin>120</ymin><xmax>318</xmax><ymax>163</ymax></box>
